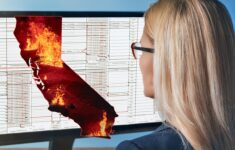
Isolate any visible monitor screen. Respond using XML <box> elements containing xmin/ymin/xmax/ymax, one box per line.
<box><xmin>0</xmin><ymin>16</ymin><xmax>161</xmax><ymax>135</ymax></box>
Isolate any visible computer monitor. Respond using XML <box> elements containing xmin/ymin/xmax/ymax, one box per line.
<box><xmin>0</xmin><ymin>12</ymin><xmax>161</xmax><ymax>137</ymax></box>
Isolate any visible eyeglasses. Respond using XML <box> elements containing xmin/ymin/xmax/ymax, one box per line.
<box><xmin>131</xmin><ymin>42</ymin><xmax>154</xmax><ymax>59</ymax></box>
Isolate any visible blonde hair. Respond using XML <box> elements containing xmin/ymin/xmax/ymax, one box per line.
<box><xmin>144</xmin><ymin>0</ymin><xmax>235</xmax><ymax>149</ymax></box>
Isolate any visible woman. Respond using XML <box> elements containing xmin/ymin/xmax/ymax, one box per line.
<box><xmin>116</xmin><ymin>0</ymin><xmax>235</xmax><ymax>149</ymax></box>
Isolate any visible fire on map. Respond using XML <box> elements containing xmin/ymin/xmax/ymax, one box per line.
<box><xmin>13</xmin><ymin>16</ymin><xmax>118</xmax><ymax>138</ymax></box>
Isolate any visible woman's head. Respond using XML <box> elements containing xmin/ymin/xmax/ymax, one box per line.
<box><xmin>142</xmin><ymin>0</ymin><xmax>235</xmax><ymax>149</ymax></box>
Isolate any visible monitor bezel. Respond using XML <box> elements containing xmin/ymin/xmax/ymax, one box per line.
<box><xmin>0</xmin><ymin>11</ymin><xmax>144</xmax><ymax>17</ymax></box>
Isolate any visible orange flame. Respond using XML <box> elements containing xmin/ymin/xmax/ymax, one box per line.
<box><xmin>51</xmin><ymin>85</ymin><xmax>65</xmax><ymax>106</ymax></box>
<box><xmin>43</xmin><ymin>75</ymin><xmax>47</xmax><ymax>80</ymax></box>
<box><xmin>25</xmin><ymin>22</ymin><xmax>63</xmax><ymax>67</ymax></box>
<box><xmin>87</xmin><ymin>112</ymin><xmax>108</xmax><ymax>137</ymax></box>
<box><xmin>99</xmin><ymin>112</ymin><xmax>107</xmax><ymax>136</ymax></box>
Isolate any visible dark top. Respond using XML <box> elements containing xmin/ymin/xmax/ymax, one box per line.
<box><xmin>116</xmin><ymin>121</ymin><xmax>193</xmax><ymax>150</ymax></box>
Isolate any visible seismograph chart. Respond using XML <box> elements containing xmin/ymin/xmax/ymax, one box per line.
<box><xmin>0</xmin><ymin>17</ymin><xmax>161</xmax><ymax>136</ymax></box>
<box><xmin>14</xmin><ymin>16</ymin><xmax>118</xmax><ymax>138</ymax></box>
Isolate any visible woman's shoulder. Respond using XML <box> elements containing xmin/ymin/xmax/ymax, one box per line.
<box><xmin>116</xmin><ymin>122</ymin><xmax>193</xmax><ymax>150</ymax></box>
